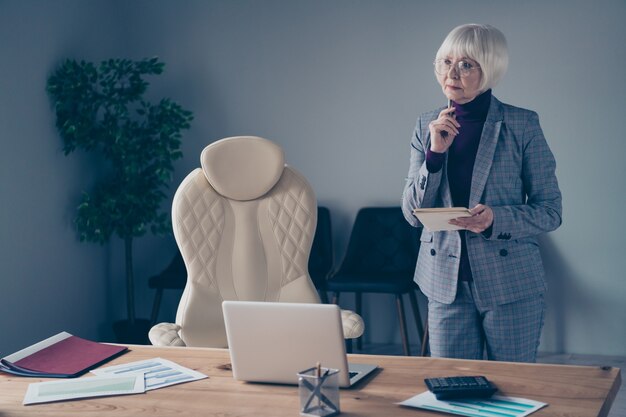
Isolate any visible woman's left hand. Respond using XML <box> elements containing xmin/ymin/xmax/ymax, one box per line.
<box><xmin>449</xmin><ymin>204</ymin><xmax>494</xmax><ymax>233</ymax></box>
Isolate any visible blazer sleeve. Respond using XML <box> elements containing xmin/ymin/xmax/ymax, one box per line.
<box><xmin>401</xmin><ymin>115</ymin><xmax>443</xmax><ymax>228</ymax></box>
<box><xmin>487</xmin><ymin>112</ymin><xmax>562</xmax><ymax>240</ymax></box>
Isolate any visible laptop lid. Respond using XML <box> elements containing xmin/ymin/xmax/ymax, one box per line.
<box><xmin>222</xmin><ymin>301</ymin><xmax>376</xmax><ymax>388</ymax></box>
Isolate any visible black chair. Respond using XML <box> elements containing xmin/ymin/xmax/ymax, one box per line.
<box><xmin>308</xmin><ymin>206</ymin><xmax>333</xmax><ymax>303</ymax></box>
<box><xmin>150</xmin><ymin>206</ymin><xmax>334</xmax><ymax>324</ymax></box>
<box><xmin>148</xmin><ymin>252</ymin><xmax>186</xmax><ymax>325</ymax></box>
<box><xmin>325</xmin><ymin>207</ymin><xmax>426</xmax><ymax>356</ymax></box>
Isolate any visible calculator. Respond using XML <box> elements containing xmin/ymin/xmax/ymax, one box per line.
<box><xmin>424</xmin><ymin>376</ymin><xmax>498</xmax><ymax>400</ymax></box>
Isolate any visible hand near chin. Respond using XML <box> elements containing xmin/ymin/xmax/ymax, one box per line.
<box><xmin>428</xmin><ymin>106</ymin><xmax>460</xmax><ymax>153</ymax></box>
<box><xmin>449</xmin><ymin>204</ymin><xmax>493</xmax><ymax>233</ymax></box>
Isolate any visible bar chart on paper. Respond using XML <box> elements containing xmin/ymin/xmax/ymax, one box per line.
<box><xmin>399</xmin><ymin>391</ymin><xmax>547</xmax><ymax>417</ymax></box>
<box><xmin>91</xmin><ymin>357</ymin><xmax>207</xmax><ymax>390</ymax></box>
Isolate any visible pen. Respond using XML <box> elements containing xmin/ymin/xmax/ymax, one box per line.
<box><xmin>441</xmin><ymin>98</ymin><xmax>456</xmax><ymax>140</ymax></box>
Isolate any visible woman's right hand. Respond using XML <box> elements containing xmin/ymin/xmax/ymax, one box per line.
<box><xmin>428</xmin><ymin>107</ymin><xmax>460</xmax><ymax>153</ymax></box>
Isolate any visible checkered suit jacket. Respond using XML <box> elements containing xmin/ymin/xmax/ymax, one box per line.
<box><xmin>402</xmin><ymin>95</ymin><xmax>562</xmax><ymax>307</ymax></box>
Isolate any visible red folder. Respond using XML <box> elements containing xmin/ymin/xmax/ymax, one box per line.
<box><xmin>0</xmin><ymin>332</ymin><xmax>127</xmax><ymax>378</ymax></box>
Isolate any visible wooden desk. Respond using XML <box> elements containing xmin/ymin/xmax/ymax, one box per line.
<box><xmin>0</xmin><ymin>345</ymin><xmax>620</xmax><ymax>417</ymax></box>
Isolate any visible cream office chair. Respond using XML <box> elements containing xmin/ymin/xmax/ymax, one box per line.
<box><xmin>149</xmin><ymin>136</ymin><xmax>364</xmax><ymax>347</ymax></box>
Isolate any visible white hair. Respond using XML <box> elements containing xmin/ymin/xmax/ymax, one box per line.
<box><xmin>435</xmin><ymin>24</ymin><xmax>509</xmax><ymax>93</ymax></box>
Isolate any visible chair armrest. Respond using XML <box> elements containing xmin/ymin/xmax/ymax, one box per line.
<box><xmin>340</xmin><ymin>309</ymin><xmax>364</xmax><ymax>339</ymax></box>
<box><xmin>149</xmin><ymin>323</ymin><xmax>187</xmax><ymax>347</ymax></box>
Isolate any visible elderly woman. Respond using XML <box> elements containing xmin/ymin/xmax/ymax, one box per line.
<box><xmin>402</xmin><ymin>24</ymin><xmax>562</xmax><ymax>362</ymax></box>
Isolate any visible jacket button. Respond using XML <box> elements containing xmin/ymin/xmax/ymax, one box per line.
<box><xmin>430</xmin><ymin>249</ymin><xmax>436</xmax><ymax>256</ymax></box>
<box><xmin>500</xmin><ymin>249</ymin><xmax>508</xmax><ymax>257</ymax></box>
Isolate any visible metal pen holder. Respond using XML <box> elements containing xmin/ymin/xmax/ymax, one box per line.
<box><xmin>297</xmin><ymin>366</ymin><xmax>340</xmax><ymax>417</ymax></box>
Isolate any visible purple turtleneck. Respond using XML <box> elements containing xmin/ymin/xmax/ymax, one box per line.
<box><xmin>425</xmin><ymin>89</ymin><xmax>492</xmax><ymax>281</ymax></box>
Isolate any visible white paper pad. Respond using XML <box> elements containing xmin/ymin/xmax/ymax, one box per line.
<box><xmin>24</xmin><ymin>374</ymin><xmax>144</xmax><ymax>405</ymax></box>
<box><xmin>398</xmin><ymin>391</ymin><xmax>547</xmax><ymax>417</ymax></box>
<box><xmin>412</xmin><ymin>208</ymin><xmax>472</xmax><ymax>231</ymax></box>
<box><xmin>91</xmin><ymin>357</ymin><xmax>207</xmax><ymax>390</ymax></box>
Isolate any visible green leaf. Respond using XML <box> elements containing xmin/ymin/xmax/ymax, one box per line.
<box><xmin>46</xmin><ymin>56</ymin><xmax>194</xmax><ymax>245</ymax></box>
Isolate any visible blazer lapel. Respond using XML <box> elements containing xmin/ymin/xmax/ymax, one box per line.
<box><xmin>469</xmin><ymin>96</ymin><xmax>504</xmax><ymax>208</ymax></box>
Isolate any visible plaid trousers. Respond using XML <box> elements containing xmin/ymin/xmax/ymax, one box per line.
<box><xmin>427</xmin><ymin>281</ymin><xmax>545</xmax><ymax>362</ymax></box>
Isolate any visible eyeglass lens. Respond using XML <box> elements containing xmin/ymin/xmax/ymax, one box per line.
<box><xmin>435</xmin><ymin>60</ymin><xmax>477</xmax><ymax>77</ymax></box>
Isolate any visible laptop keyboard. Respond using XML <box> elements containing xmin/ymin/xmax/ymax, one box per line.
<box><xmin>349</xmin><ymin>371</ymin><xmax>359</xmax><ymax>379</ymax></box>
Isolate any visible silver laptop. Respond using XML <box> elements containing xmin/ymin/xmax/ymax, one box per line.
<box><xmin>222</xmin><ymin>301</ymin><xmax>377</xmax><ymax>388</ymax></box>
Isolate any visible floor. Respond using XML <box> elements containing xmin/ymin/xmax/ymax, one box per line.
<box><xmin>358</xmin><ymin>343</ymin><xmax>625</xmax><ymax>417</ymax></box>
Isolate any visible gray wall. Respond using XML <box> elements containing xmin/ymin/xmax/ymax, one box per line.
<box><xmin>1</xmin><ymin>0</ymin><xmax>624</xmax><ymax>357</ymax></box>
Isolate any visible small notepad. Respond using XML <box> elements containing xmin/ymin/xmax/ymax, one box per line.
<box><xmin>412</xmin><ymin>208</ymin><xmax>472</xmax><ymax>231</ymax></box>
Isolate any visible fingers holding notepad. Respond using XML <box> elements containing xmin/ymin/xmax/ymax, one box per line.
<box><xmin>448</xmin><ymin>204</ymin><xmax>494</xmax><ymax>233</ymax></box>
<box><xmin>412</xmin><ymin>208</ymin><xmax>472</xmax><ymax>232</ymax></box>
<box><xmin>413</xmin><ymin>205</ymin><xmax>493</xmax><ymax>233</ymax></box>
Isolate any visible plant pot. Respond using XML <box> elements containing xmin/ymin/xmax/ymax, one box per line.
<box><xmin>113</xmin><ymin>319</ymin><xmax>152</xmax><ymax>345</ymax></box>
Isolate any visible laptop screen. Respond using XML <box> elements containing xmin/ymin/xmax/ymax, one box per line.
<box><xmin>222</xmin><ymin>301</ymin><xmax>353</xmax><ymax>386</ymax></box>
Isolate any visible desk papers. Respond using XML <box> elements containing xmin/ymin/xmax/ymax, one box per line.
<box><xmin>23</xmin><ymin>374</ymin><xmax>144</xmax><ymax>405</ymax></box>
<box><xmin>91</xmin><ymin>357</ymin><xmax>207</xmax><ymax>390</ymax></box>
<box><xmin>23</xmin><ymin>357</ymin><xmax>207</xmax><ymax>405</ymax></box>
<box><xmin>399</xmin><ymin>391</ymin><xmax>547</xmax><ymax>417</ymax></box>
<box><xmin>412</xmin><ymin>208</ymin><xmax>472</xmax><ymax>232</ymax></box>
<box><xmin>0</xmin><ymin>332</ymin><xmax>127</xmax><ymax>378</ymax></box>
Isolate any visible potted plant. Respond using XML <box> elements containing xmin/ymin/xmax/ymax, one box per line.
<box><xmin>46</xmin><ymin>57</ymin><xmax>193</xmax><ymax>343</ymax></box>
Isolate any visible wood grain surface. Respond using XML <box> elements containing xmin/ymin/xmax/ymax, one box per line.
<box><xmin>0</xmin><ymin>345</ymin><xmax>620</xmax><ymax>417</ymax></box>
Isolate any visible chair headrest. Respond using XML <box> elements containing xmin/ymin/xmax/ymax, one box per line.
<box><xmin>200</xmin><ymin>136</ymin><xmax>285</xmax><ymax>201</ymax></box>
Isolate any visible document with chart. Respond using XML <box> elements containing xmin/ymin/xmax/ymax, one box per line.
<box><xmin>23</xmin><ymin>374</ymin><xmax>144</xmax><ymax>405</ymax></box>
<box><xmin>91</xmin><ymin>357</ymin><xmax>207</xmax><ymax>390</ymax></box>
<box><xmin>399</xmin><ymin>391</ymin><xmax>547</xmax><ymax>417</ymax></box>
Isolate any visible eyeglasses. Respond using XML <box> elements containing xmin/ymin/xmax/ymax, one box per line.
<box><xmin>434</xmin><ymin>58</ymin><xmax>481</xmax><ymax>77</ymax></box>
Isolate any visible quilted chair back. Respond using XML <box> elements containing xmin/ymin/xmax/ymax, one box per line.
<box><xmin>171</xmin><ymin>136</ymin><xmax>320</xmax><ymax>347</ymax></box>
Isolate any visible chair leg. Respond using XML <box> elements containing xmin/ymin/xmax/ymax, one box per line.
<box><xmin>408</xmin><ymin>289</ymin><xmax>425</xmax><ymax>354</ymax></box>
<box><xmin>355</xmin><ymin>292</ymin><xmax>362</xmax><ymax>351</ymax></box>
<box><xmin>319</xmin><ymin>290</ymin><xmax>329</xmax><ymax>304</ymax></box>
<box><xmin>421</xmin><ymin>317</ymin><xmax>430</xmax><ymax>357</ymax></box>
<box><xmin>150</xmin><ymin>288</ymin><xmax>164</xmax><ymax>326</ymax></box>
<box><xmin>396</xmin><ymin>294</ymin><xmax>411</xmax><ymax>356</ymax></box>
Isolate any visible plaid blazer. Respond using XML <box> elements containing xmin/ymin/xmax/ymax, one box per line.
<box><xmin>402</xmin><ymin>95</ymin><xmax>562</xmax><ymax>307</ymax></box>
